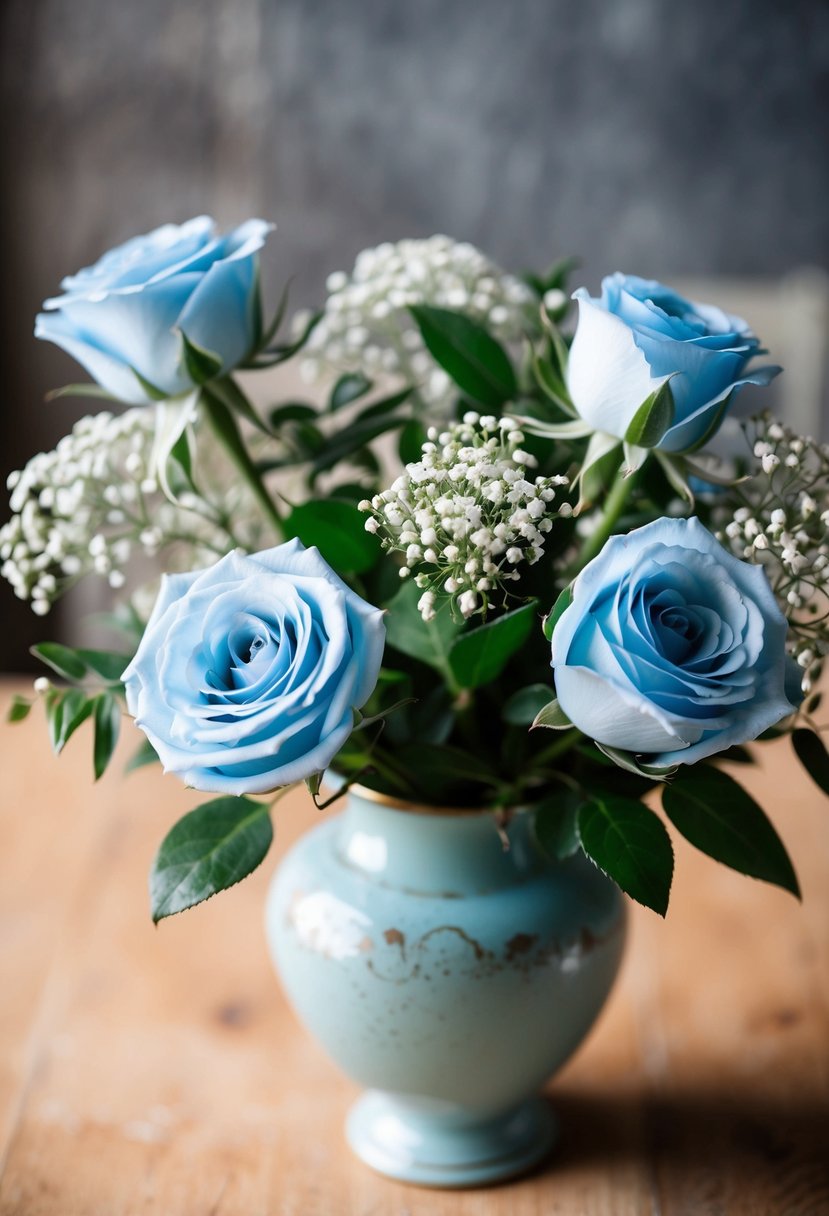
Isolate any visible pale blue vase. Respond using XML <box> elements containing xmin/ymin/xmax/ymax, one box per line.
<box><xmin>265</xmin><ymin>786</ymin><xmax>626</xmax><ymax>1188</ymax></box>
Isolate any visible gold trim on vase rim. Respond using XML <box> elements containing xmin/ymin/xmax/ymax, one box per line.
<box><xmin>347</xmin><ymin>782</ymin><xmax>496</xmax><ymax>817</ymax></box>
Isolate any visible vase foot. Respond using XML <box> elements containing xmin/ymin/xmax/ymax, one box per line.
<box><xmin>345</xmin><ymin>1091</ymin><xmax>557</xmax><ymax>1188</ymax></box>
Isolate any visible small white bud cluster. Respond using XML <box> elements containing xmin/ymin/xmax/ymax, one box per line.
<box><xmin>714</xmin><ymin>413</ymin><xmax>829</xmax><ymax>694</ymax></box>
<box><xmin>296</xmin><ymin>236</ymin><xmax>539</xmax><ymax>413</ymax></box>
<box><xmin>0</xmin><ymin>408</ymin><xmax>252</xmax><ymax>613</ymax></box>
<box><xmin>360</xmin><ymin>412</ymin><xmax>569</xmax><ymax>620</ymax></box>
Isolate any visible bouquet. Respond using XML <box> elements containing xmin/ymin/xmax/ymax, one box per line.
<box><xmin>5</xmin><ymin>217</ymin><xmax>829</xmax><ymax>921</ymax></box>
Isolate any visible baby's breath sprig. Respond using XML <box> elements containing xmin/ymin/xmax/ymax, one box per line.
<box><xmin>360</xmin><ymin>412</ymin><xmax>570</xmax><ymax>621</ymax></box>
<box><xmin>296</xmin><ymin>236</ymin><xmax>539</xmax><ymax>414</ymax></box>
<box><xmin>714</xmin><ymin>412</ymin><xmax>829</xmax><ymax>694</ymax></box>
<box><xmin>0</xmin><ymin>408</ymin><xmax>260</xmax><ymax>613</ymax></box>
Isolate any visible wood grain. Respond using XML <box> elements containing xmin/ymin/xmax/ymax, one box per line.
<box><xmin>0</xmin><ymin>677</ymin><xmax>827</xmax><ymax>1214</ymax></box>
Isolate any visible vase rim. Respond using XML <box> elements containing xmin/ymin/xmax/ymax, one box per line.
<box><xmin>348</xmin><ymin>781</ymin><xmax>499</xmax><ymax>818</ymax></box>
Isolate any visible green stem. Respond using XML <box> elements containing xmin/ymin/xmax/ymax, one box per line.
<box><xmin>200</xmin><ymin>385</ymin><xmax>284</xmax><ymax>538</ymax></box>
<box><xmin>209</xmin><ymin>375</ymin><xmax>275</xmax><ymax>438</ymax></box>
<box><xmin>568</xmin><ymin>465</ymin><xmax>641</xmax><ymax>575</ymax></box>
<box><xmin>452</xmin><ymin>689</ymin><xmax>485</xmax><ymax>752</ymax></box>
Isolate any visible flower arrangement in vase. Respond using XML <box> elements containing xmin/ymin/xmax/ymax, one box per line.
<box><xmin>5</xmin><ymin>218</ymin><xmax>829</xmax><ymax>1185</ymax></box>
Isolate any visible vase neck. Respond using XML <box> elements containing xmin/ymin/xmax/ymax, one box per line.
<box><xmin>335</xmin><ymin>790</ymin><xmax>543</xmax><ymax>896</ymax></box>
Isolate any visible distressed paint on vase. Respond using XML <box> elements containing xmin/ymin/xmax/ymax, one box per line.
<box><xmin>265</xmin><ymin>786</ymin><xmax>626</xmax><ymax>1187</ymax></box>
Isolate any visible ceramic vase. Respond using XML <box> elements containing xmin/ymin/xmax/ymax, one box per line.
<box><xmin>265</xmin><ymin>785</ymin><xmax>626</xmax><ymax>1188</ymax></box>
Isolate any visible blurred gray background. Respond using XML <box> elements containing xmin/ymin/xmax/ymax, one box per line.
<box><xmin>1</xmin><ymin>0</ymin><xmax>828</xmax><ymax>670</ymax></box>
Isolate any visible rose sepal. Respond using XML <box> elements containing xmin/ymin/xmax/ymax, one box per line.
<box><xmin>542</xmin><ymin>585</ymin><xmax>574</xmax><ymax>641</ymax></box>
<box><xmin>531</xmin><ymin>698</ymin><xmax>572</xmax><ymax>731</ymax></box>
<box><xmin>593</xmin><ymin>741</ymin><xmax>678</xmax><ymax>782</ymax></box>
<box><xmin>623</xmin><ymin>378</ymin><xmax>676</xmax><ymax>449</ymax></box>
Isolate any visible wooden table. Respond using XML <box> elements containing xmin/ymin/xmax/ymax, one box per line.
<box><xmin>1</xmin><ymin>678</ymin><xmax>827</xmax><ymax>1215</ymax></box>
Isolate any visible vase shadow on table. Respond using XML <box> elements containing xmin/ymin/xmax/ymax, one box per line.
<box><xmin>532</xmin><ymin>1086</ymin><xmax>829</xmax><ymax>1210</ymax></box>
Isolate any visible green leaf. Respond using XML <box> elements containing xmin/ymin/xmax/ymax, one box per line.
<box><xmin>329</xmin><ymin>373</ymin><xmax>373</xmax><ymax>411</ymax></box>
<box><xmin>76</xmin><ymin>649</ymin><xmax>130</xmax><ymax>684</ymax></box>
<box><xmin>384</xmin><ymin>580</ymin><xmax>461</xmax><ymax>683</ymax></box>
<box><xmin>93</xmin><ymin>694</ymin><xmax>121</xmax><ymax>781</ymax></box>
<box><xmin>535</xmin><ymin>790</ymin><xmax>582</xmax><ymax>859</ymax></box>
<box><xmin>448</xmin><ymin>602</ymin><xmax>537</xmax><ymax>690</ymax></box>
<box><xmin>326</xmin><ymin>481</ymin><xmax>372</xmax><ymax>504</ymax></box>
<box><xmin>409</xmin><ymin>305</ymin><xmax>517</xmax><ymax>407</ymax></box>
<box><xmin>394</xmin><ymin>742</ymin><xmax>501</xmax><ymax>802</ymax></box>
<box><xmin>353</xmin><ymin>387</ymin><xmax>413</xmax><ymax>422</ymax></box>
<box><xmin>33</xmin><ymin>642</ymin><xmax>129</xmax><ymax>687</ymax></box>
<box><xmin>524</xmin><ymin>255</ymin><xmax>580</xmax><ymax>298</ymax></box>
<box><xmin>398</xmin><ymin>419</ymin><xmax>428</xmax><ymax>465</ymax></box>
<box><xmin>503</xmin><ymin>684</ymin><xmax>555</xmax><ymax>726</ymax></box>
<box><xmin>150</xmin><ymin>797</ymin><xmax>273</xmax><ymax>922</ymax></box>
<box><xmin>47</xmin><ymin>689</ymin><xmax>94</xmax><ymax>755</ymax></box>
<box><xmin>404</xmin><ymin>684</ymin><xmax>456</xmax><ymax>746</ymax></box>
<box><xmin>662</xmin><ymin>766</ymin><xmax>800</xmax><ymax>898</ymax></box>
<box><xmin>269</xmin><ymin>402</ymin><xmax>319</xmax><ymax>429</ymax></box>
<box><xmin>714</xmin><ymin>744</ymin><xmax>754</xmax><ymax>766</ymax></box>
<box><xmin>284</xmin><ymin>422</ymin><xmax>325</xmax><ymax>460</ymax></box>
<box><xmin>624</xmin><ymin>381</ymin><xmax>675</xmax><ymax>449</ymax></box>
<box><xmin>577</xmin><ymin>794</ymin><xmax>674</xmax><ymax>916</ymax></box>
<box><xmin>531</xmin><ymin>698</ymin><xmax>572</xmax><ymax>730</ymax></box>
<box><xmin>309</xmin><ymin>395</ymin><xmax>411</xmax><ymax>480</ymax></box>
<box><xmin>45</xmin><ymin>382</ymin><xmax>121</xmax><ymax>403</ymax></box>
<box><xmin>31</xmin><ymin>642</ymin><xmax>87</xmax><ymax>681</ymax></box>
<box><xmin>542</xmin><ymin>584</ymin><xmax>573</xmax><ymax>642</ymax></box>
<box><xmin>125</xmin><ymin>736</ymin><xmax>160</xmax><ymax>773</ymax></box>
<box><xmin>531</xmin><ymin>352</ymin><xmax>576</xmax><ymax>416</ymax></box>
<box><xmin>7</xmin><ymin>695</ymin><xmax>32</xmax><ymax>723</ymax></box>
<box><xmin>168</xmin><ymin>427</ymin><xmax>195</xmax><ymax>486</ymax></box>
<box><xmin>284</xmin><ymin>499</ymin><xmax>381</xmax><ymax>575</ymax></box>
<box><xmin>792</xmin><ymin>728</ymin><xmax>829</xmax><ymax>797</ymax></box>
<box><xmin>178</xmin><ymin>330</ymin><xmax>224</xmax><ymax>385</ymax></box>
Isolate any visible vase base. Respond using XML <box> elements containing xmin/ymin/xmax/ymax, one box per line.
<box><xmin>345</xmin><ymin>1091</ymin><xmax>557</xmax><ymax>1188</ymax></box>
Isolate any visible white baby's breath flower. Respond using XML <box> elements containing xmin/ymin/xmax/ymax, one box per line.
<box><xmin>0</xmin><ymin>406</ymin><xmax>262</xmax><ymax>612</ymax></box>
<box><xmin>715</xmin><ymin>413</ymin><xmax>829</xmax><ymax>696</ymax></box>
<box><xmin>299</xmin><ymin>236</ymin><xmax>539</xmax><ymax>414</ymax></box>
<box><xmin>361</xmin><ymin>415</ymin><xmax>570</xmax><ymax>619</ymax></box>
<box><xmin>458</xmin><ymin>590</ymin><xmax>478</xmax><ymax>617</ymax></box>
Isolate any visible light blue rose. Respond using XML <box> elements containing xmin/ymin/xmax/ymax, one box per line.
<box><xmin>122</xmin><ymin>540</ymin><xmax>386</xmax><ymax>795</ymax></box>
<box><xmin>551</xmin><ymin>517</ymin><xmax>796</xmax><ymax>766</ymax></box>
<box><xmin>567</xmin><ymin>274</ymin><xmax>779</xmax><ymax>452</ymax></box>
<box><xmin>36</xmin><ymin>215</ymin><xmax>273</xmax><ymax>405</ymax></box>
